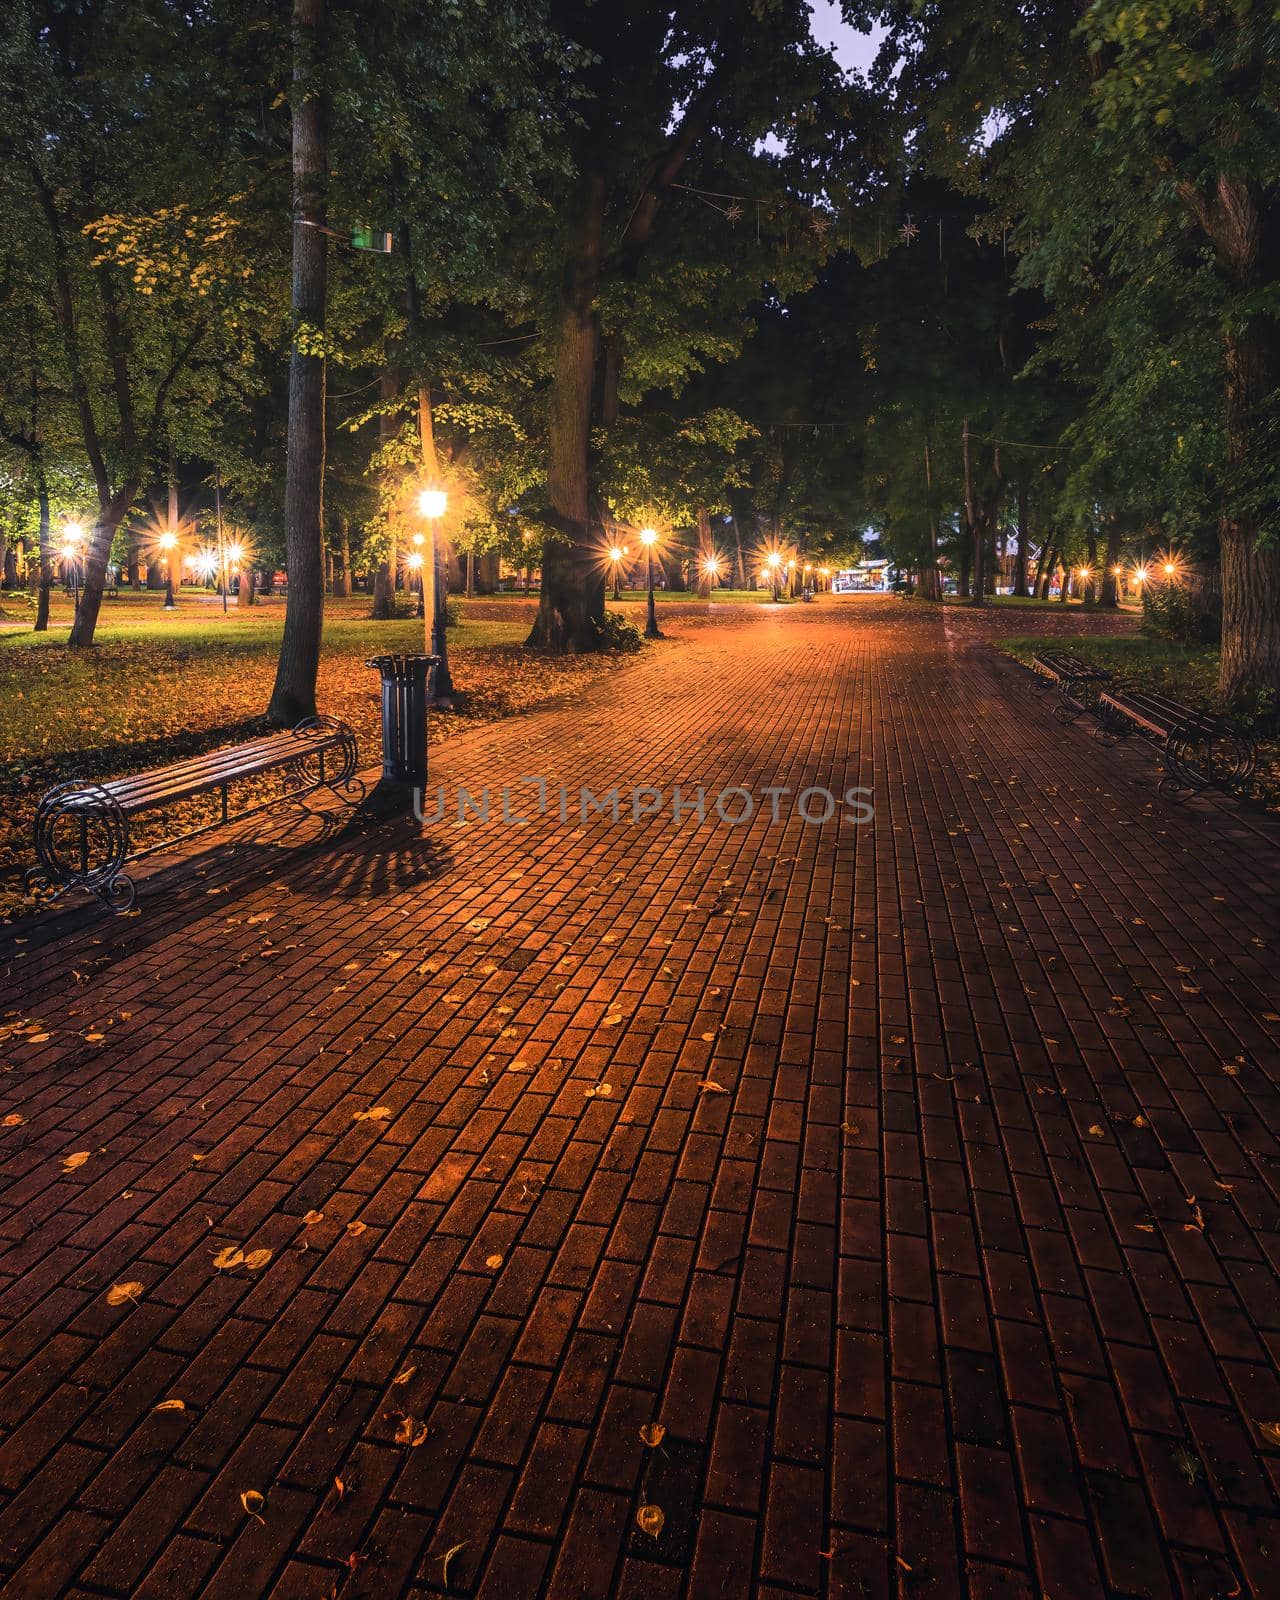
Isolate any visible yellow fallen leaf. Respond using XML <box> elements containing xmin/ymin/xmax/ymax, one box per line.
<box><xmin>301</xmin><ymin>1210</ymin><xmax>325</xmax><ymax>1226</ymax></box>
<box><xmin>346</xmin><ymin>1220</ymin><xmax>367</xmax><ymax>1237</ymax></box>
<box><xmin>243</xmin><ymin>1248</ymin><xmax>272</xmax><ymax>1271</ymax></box>
<box><xmin>392</xmin><ymin>1366</ymin><xmax>416</xmax><ymax>1386</ymax></box>
<box><xmin>394</xmin><ymin>1416</ymin><xmax>429</xmax><ymax>1447</ymax></box>
<box><xmin>3</xmin><ymin>1113</ymin><xmax>25</xmax><ymax>1127</ymax></box>
<box><xmin>700</xmin><ymin>1033</ymin><xmax>717</xmax><ymax>1042</ymax></box>
<box><xmin>153</xmin><ymin>1399</ymin><xmax>186</xmax><ymax>1412</ymax></box>
<box><xmin>240</xmin><ymin>1490</ymin><xmax>265</xmax><ymax>1522</ymax></box>
<box><xmin>353</xmin><ymin>1105</ymin><xmax>392</xmax><ymax>1123</ymax></box>
<box><xmin>1256</xmin><ymin>1421</ymin><xmax>1280</xmax><ymax>1447</ymax></box>
<box><xmin>212</xmin><ymin>1246</ymin><xmax>245</xmax><ymax>1271</ymax></box>
<box><xmin>698</xmin><ymin>1080</ymin><xmax>728</xmax><ymax>1095</ymax></box>
<box><xmin>484</xmin><ymin>1253</ymin><xmax>504</xmax><ymax>1270</ymax></box>
<box><xmin>639</xmin><ymin>1422</ymin><xmax>666</xmax><ymax>1448</ymax></box>
<box><xmin>61</xmin><ymin>1151</ymin><xmax>91</xmax><ymax>1172</ymax></box>
<box><xmin>636</xmin><ymin>1504</ymin><xmax>665</xmax><ymax>1538</ymax></box>
<box><xmin>106</xmin><ymin>1281</ymin><xmax>143</xmax><ymax>1306</ymax></box>
<box><xmin>27</xmin><ymin>1033</ymin><xmax>50</xmax><ymax>1044</ymax></box>
<box><xmin>583</xmin><ymin>1083</ymin><xmax>612</xmax><ymax>1099</ymax></box>
<box><xmin>603</xmin><ymin>1014</ymin><xmax>623</xmax><ymax>1027</ymax></box>
<box><xmin>440</xmin><ymin>1543</ymin><xmax>467</xmax><ymax>1585</ymax></box>
<box><xmin>1087</xmin><ymin>1124</ymin><xmax>1105</xmax><ymax>1137</ymax></box>
<box><xmin>84</xmin><ymin>1033</ymin><xmax>106</xmax><ymax>1043</ymax></box>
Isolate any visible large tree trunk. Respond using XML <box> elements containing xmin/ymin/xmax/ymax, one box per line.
<box><xmin>68</xmin><ymin>495</ymin><xmax>133</xmax><ymax>645</ymax></box>
<box><xmin>1217</xmin><ymin>318</ymin><xmax>1280</xmax><ymax>701</ymax></box>
<box><xmin>33</xmin><ymin>470</ymin><xmax>53</xmax><ymax>631</ymax></box>
<box><xmin>268</xmin><ymin>0</ymin><xmax>327</xmax><ymax>725</ymax></box>
<box><xmin>527</xmin><ymin>171</ymin><xmax>606</xmax><ymax>652</ymax></box>
<box><xmin>1012</xmin><ymin>480</ymin><xmax>1030</xmax><ymax>597</ymax></box>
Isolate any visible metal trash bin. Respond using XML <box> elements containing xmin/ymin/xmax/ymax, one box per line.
<box><xmin>366</xmin><ymin>654</ymin><xmax>438</xmax><ymax>786</ymax></box>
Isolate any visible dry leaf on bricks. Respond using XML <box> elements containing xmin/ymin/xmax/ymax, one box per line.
<box><xmin>106</xmin><ymin>1281</ymin><xmax>143</xmax><ymax>1307</ymax></box>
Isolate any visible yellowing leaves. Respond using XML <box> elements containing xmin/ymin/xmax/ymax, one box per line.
<box><xmin>106</xmin><ymin>1282</ymin><xmax>144</xmax><ymax>1307</ymax></box>
<box><xmin>240</xmin><ymin>1490</ymin><xmax>266</xmax><ymax>1522</ymax></box>
<box><xmin>153</xmin><ymin>1399</ymin><xmax>186</xmax><ymax>1413</ymax></box>
<box><xmin>639</xmin><ymin>1422</ymin><xmax>666</xmax><ymax>1448</ymax></box>
<box><xmin>60</xmin><ymin>1151</ymin><xmax>91</xmax><ymax>1173</ymax></box>
<box><xmin>583</xmin><ymin>1082</ymin><xmax>612</xmax><ymax>1100</ymax></box>
<box><xmin>352</xmin><ymin>1105</ymin><xmax>393</xmax><ymax>1123</ymax></box>
<box><xmin>211</xmin><ymin>1245</ymin><xmax>272</xmax><ymax>1273</ymax></box>
<box><xmin>636</xmin><ymin>1504</ymin><xmax>665</xmax><ymax>1538</ymax></box>
<box><xmin>394</xmin><ymin>1415</ymin><xmax>430</xmax><ymax>1447</ymax></box>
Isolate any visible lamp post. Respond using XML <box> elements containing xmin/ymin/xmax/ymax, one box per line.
<box><xmin>787</xmin><ymin>557</ymin><xmax>797</xmax><ymax>598</ymax></box>
<box><xmin>61</xmin><ymin>521</ymin><xmax>84</xmax><ymax>618</ymax></box>
<box><xmin>159</xmin><ymin>530</ymin><xmax>177</xmax><ymax>608</ymax></box>
<box><xmin>609</xmin><ymin>544</ymin><xmax>625</xmax><ymax>601</ymax></box>
<box><xmin>701</xmin><ymin>554</ymin><xmax>722</xmax><ymax>608</ymax></box>
<box><xmin>417</xmin><ymin>486</ymin><xmax>451</xmax><ymax>701</ymax></box>
<box><xmin>640</xmin><ymin>527</ymin><xmax>662</xmax><ymax>639</ymax></box>
<box><xmin>765</xmin><ymin>551</ymin><xmax>782</xmax><ymax>603</ymax></box>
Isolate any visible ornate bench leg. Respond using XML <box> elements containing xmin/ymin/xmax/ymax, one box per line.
<box><xmin>292</xmin><ymin>716</ymin><xmax>366</xmax><ymax>806</ymax></box>
<box><xmin>28</xmin><ymin>783</ymin><xmax>136</xmax><ymax>912</ymax></box>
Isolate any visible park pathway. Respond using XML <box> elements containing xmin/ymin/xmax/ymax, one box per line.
<box><xmin>1</xmin><ymin>598</ymin><xmax>1278</xmax><ymax>1600</ymax></box>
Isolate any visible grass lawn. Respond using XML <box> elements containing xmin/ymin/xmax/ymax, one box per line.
<box><xmin>998</xmin><ymin>631</ymin><xmax>1280</xmax><ymax>808</ymax></box>
<box><xmin>0</xmin><ymin>590</ymin><xmax>641</xmax><ymax>910</ymax></box>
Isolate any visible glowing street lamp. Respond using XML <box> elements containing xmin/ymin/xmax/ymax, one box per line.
<box><xmin>158</xmin><ymin>529</ymin><xmax>178</xmax><ymax>609</ymax></box>
<box><xmin>765</xmin><ymin>550</ymin><xmax>783</xmax><ymax>603</ymax></box>
<box><xmin>61</xmin><ymin>521</ymin><xmax>85</xmax><ymax>615</ymax></box>
<box><xmin>193</xmin><ymin>547</ymin><xmax>219</xmax><ymax>585</ymax></box>
<box><xmin>701</xmin><ymin>553</ymin><xmax>722</xmax><ymax>606</ymax></box>
<box><xmin>406</xmin><ymin>549</ymin><xmax>425</xmax><ymax>618</ymax></box>
<box><xmin>416</xmin><ymin>486</ymin><xmax>450</xmax><ymax>699</ymax></box>
<box><xmin>640</xmin><ymin>526</ymin><xmax>662</xmax><ymax>639</ymax></box>
<box><xmin>609</xmin><ymin>544</ymin><xmax>625</xmax><ymax>601</ymax></box>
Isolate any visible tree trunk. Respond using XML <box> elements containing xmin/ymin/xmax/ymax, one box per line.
<box><xmin>1083</xmin><ymin>529</ymin><xmax>1098</xmax><ymax>608</ymax></box>
<box><xmin>918</xmin><ymin>437</ymin><xmax>942</xmax><ymax>601</ymax></box>
<box><xmin>34</xmin><ymin>470</ymin><xmax>53</xmax><ymax>631</ymax></box>
<box><xmin>268</xmin><ymin>0</ymin><xmax>328</xmax><ymax>725</ymax></box>
<box><xmin>68</xmin><ymin>496</ymin><xmax>133</xmax><ymax>645</ymax></box>
<box><xmin>333</xmin><ymin>518</ymin><xmax>351</xmax><ymax>596</ymax></box>
<box><xmin>1099</xmin><ymin>522</ymin><xmax>1122</xmax><ymax>608</ymax></box>
<box><xmin>527</xmin><ymin>171</ymin><xmax>606</xmax><ymax>652</ymax></box>
<box><xmin>1013</xmin><ymin>480</ymin><xmax>1030</xmax><ymax>597</ymax></box>
<box><xmin>1217</xmin><ymin>320</ymin><xmax>1280</xmax><ymax>700</ymax></box>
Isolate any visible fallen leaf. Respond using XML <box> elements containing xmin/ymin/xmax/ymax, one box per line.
<box><xmin>243</xmin><ymin>1248</ymin><xmax>272</xmax><ymax>1271</ymax></box>
<box><xmin>392</xmin><ymin>1366</ymin><xmax>416</xmax><ymax>1386</ymax></box>
<box><xmin>301</xmin><ymin>1210</ymin><xmax>325</xmax><ymax>1226</ymax></box>
<box><xmin>394</xmin><ymin>1415</ymin><xmax>429</xmax><ymax>1447</ymax></box>
<box><xmin>106</xmin><ymin>1281</ymin><xmax>143</xmax><ymax>1307</ymax></box>
<box><xmin>26</xmin><ymin>1033</ymin><xmax>50</xmax><ymax>1044</ymax></box>
<box><xmin>153</xmin><ymin>1399</ymin><xmax>186</xmax><ymax>1412</ymax></box>
<box><xmin>636</xmin><ymin>1504</ymin><xmax>665</xmax><ymax>1538</ymax></box>
<box><xmin>346</xmin><ymin>1220</ymin><xmax>367</xmax><ymax>1237</ymax></box>
<box><xmin>698</xmin><ymin>1080</ymin><xmax>728</xmax><ymax>1095</ymax></box>
<box><xmin>1256</xmin><ymin>1421</ymin><xmax>1280</xmax><ymax>1447</ymax></box>
<box><xmin>440</xmin><ymin>1543</ymin><xmax>467</xmax><ymax>1585</ymax></box>
<box><xmin>61</xmin><ymin>1151</ymin><xmax>91</xmax><ymax>1172</ymax></box>
<box><xmin>212</xmin><ymin>1246</ymin><xmax>245</xmax><ymax>1271</ymax></box>
<box><xmin>639</xmin><ymin>1422</ymin><xmax>666</xmax><ymax>1448</ymax></box>
<box><xmin>583</xmin><ymin>1083</ymin><xmax>612</xmax><ymax>1099</ymax></box>
<box><xmin>2</xmin><ymin>1113</ymin><xmax>25</xmax><ymax>1127</ymax></box>
<box><xmin>1087</xmin><ymin>1124</ymin><xmax>1105</xmax><ymax>1138</ymax></box>
<box><xmin>603</xmin><ymin>1014</ymin><xmax>623</xmax><ymax>1027</ymax></box>
<box><xmin>700</xmin><ymin>1032</ymin><xmax>717</xmax><ymax>1042</ymax></box>
<box><xmin>240</xmin><ymin>1490</ymin><xmax>265</xmax><ymax>1522</ymax></box>
<box><xmin>352</xmin><ymin>1105</ymin><xmax>393</xmax><ymax>1123</ymax></box>
<box><xmin>333</xmin><ymin>1475</ymin><xmax>347</xmax><ymax>1500</ymax></box>
<box><xmin>485</xmin><ymin>1253</ymin><xmax>504</xmax><ymax>1270</ymax></box>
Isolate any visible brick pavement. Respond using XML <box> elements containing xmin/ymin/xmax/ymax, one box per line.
<box><xmin>1</xmin><ymin>597</ymin><xmax>1278</xmax><ymax>1600</ymax></box>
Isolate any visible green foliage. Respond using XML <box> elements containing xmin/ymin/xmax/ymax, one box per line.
<box><xmin>1141</xmin><ymin>578</ymin><xmax>1217</xmax><ymax>645</ymax></box>
<box><xmin>594</xmin><ymin>612</ymin><xmax>644</xmax><ymax>653</ymax></box>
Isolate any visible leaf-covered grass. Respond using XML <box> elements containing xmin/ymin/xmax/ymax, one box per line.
<box><xmin>998</xmin><ymin>632</ymin><xmax>1280</xmax><ymax>808</ymax></box>
<box><xmin>0</xmin><ymin>595</ymin><xmax>637</xmax><ymax>908</ymax></box>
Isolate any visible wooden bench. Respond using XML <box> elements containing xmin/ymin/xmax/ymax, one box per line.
<box><xmin>1096</xmin><ymin>687</ymin><xmax>1257</xmax><ymax>798</ymax></box>
<box><xmin>26</xmin><ymin>716</ymin><xmax>364</xmax><ymax>914</ymax></box>
<box><xmin>1031</xmin><ymin>651</ymin><xmax>1112</xmax><ymax>721</ymax></box>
